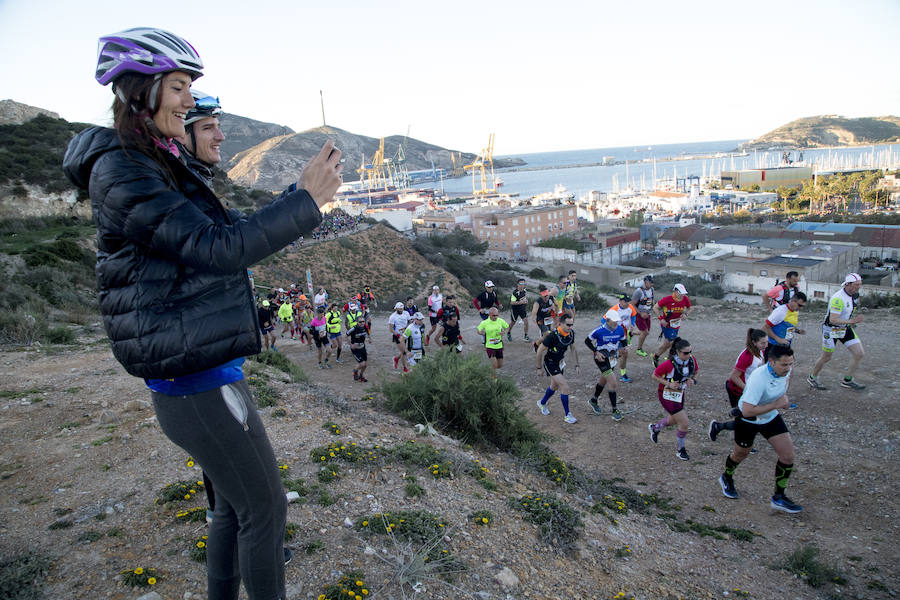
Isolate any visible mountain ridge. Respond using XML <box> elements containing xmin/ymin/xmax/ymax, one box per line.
<box><xmin>739</xmin><ymin>115</ymin><xmax>900</xmax><ymax>150</ymax></box>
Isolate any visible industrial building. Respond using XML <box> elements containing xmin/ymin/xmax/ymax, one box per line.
<box><xmin>720</xmin><ymin>166</ymin><xmax>813</xmax><ymax>191</ymax></box>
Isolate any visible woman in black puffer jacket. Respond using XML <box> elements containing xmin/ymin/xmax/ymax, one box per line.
<box><xmin>63</xmin><ymin>28</ymin><xmax>342</xmax><ymax>600</ymax></box>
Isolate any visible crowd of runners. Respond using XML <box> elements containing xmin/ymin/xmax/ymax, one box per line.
<box><xmin>258</xmin><ymin>267</ymin><xmax>870</xmax><ymax>516</ymax></box>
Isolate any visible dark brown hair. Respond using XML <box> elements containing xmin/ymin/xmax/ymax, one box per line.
<box><xmin>745</xmin><ymin>328</ymin><xmax>767</xmax><ymax>359</ymax></box>
<box><xmin>110</xmin><ymin>73</ymin><xmax>177</xmax><ymax>177</ymax></box>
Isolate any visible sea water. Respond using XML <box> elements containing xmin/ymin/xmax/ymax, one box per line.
<box><xmin>422</xmin><ymin>140</ymin><xmax>900</xmax><ymax>199</ymax></box>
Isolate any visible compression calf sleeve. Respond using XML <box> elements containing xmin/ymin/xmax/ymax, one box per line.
<box><xmin>676</xmin><ymin>428</ymin><xmax>687</xmax><ymax>450</ymax></box>
<box><xmin>724</xmin><ymin>455</ymin><xmax>739</xmax><ymax>476</ymax></box>
<box><xmin>608</xmin><ymin>391</ymin><xmax>617</xmax><ymax>409</ymax></box>
<box><xmin>594</xmin><ymin>383</ymin><xmax>605</xmax><ymax>398</ymax></box>
<box><xmin>774</xmin><ymin>461</ymin><xmax>793</xmax><ymax>496</ymax></box>
<box><xmin>560</xmin><ymin>394</ymin><xmax>570</xmax><ymax>415</ymax></box>
<box><xmin>540</xmin><ymin>387</ymin><xmax>554</xmax><ymax>405</ymax></box>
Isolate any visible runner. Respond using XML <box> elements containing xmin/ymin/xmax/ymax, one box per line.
<box><xmin>348</xmin><ymin>321</ymin><xmax>369</xmax><ymax>382</ymax></box>
<box><xmin>476</xmin><ymin>307</ymin><xmax>509</xmax><ymax>378</ymax></box>
<box><xmin>716</xmin><ymin>345</ymin><xmax>803</xmax><ymax>513</ymax></box>
<box><xmin>602</xmin><ymin>294</ymin><xmax>637</xmax><ymax>383</ymax></box>
<box><xmin>550</xmin><ymin>275</ymin><xmax>567</xmax><ymax>326</ymax></box>
<box><xmin>426</xmin><ymin>285</ymin><xmax>443</xmax><ymax>346</ymax></box>
<box><xmin>403</xmin><ymin>312</ymin><xmax>427</xmax><ymax>368</ymax></box>
<box><xmin>404</xmin><ymin>296</ymin><xmax>418</xmax><ymax>318</ymax></box>
<box><xmin>313</xmin><ymin>287</ymin><xmax>328</xmax><ymax>310</ymax></box>
<box><xmin>257</xmin><ymin>299</ymin><xmax>277</xmax><ymax>351</ymax></box>
<box><xmin>585</xmin><ymin>309</ymin><xmax>629</xmax><ymax>420</ymax></box>
<box><xmin>506</xmin><ymin>278</ymin><xmax>530</xmax><ymax>342</ymax></box>
<box><xmin>388</xmin><ymin>302</ymin><xmax>410</xmax><ymax>372</ymax></box>
<box><xmin>277</xmin><ymin>297</ymin><xmax>295</xmax><ymax>340</ymax></box>
<box><xmin>708</xmin><ymin>328</ymin><xmax>768</xmax><ymax>443</ymax></box>
<box><xmin>344</xmin><ymin>301</ymin><xmax>365</xmax><ymax>333</ymax></box>
<box><xmin>650</xmin><ymin>284</ymin><xmax>692</xmax><ymax>367</ymax></box>
<box><xmin>435</xmin><ymin>312</ymin><xmax>465</xmax><ymax>352</ymax></box>
<box><xmin>536</xmin><ymin>313</ymin><xmax>580</xmax><ymax>424</ymax></box>
<box><xmin>763</xmin><ymin>271</ymin><xmax>800</xmax><ymax>310</ymax></box>
<box><xmin>648</xmin><ymin>337</ymin><xmax>699</xmax><ymax>460</ymax></box>
<box><xmin>631</xmin><ymin>275</ymin><xmax>655</xmax><ymax>357</ymax></box>
<box><xmin>530</xmin><ymin>285</ymin><xmax>557</xmax><ymax>352</ymax></box>
<box><xmin>473</xmin><ymin>281</ymin><xmax>502</xmax><ymax>321</ymax></box>
<box><xmin>437</xmin><ymin>294</ymin><xmax>460</xmax><ymax>325</ymax></box>
<box><xmin>310</xmin><ymin>306</ymin><xmax>328</xmax><ymax>368</ymax></box>
<box><xmin>762</xmin><ymin>292</ymin><xmax>807</xmax><ymax>359</ymax></box>
<box><xmin>324</xmin><ymin>303</ymin><xmax>343</xmax><ymax>365</ymax></box>
<box><xmin>563</xmin><ymin>270</ymin><xmax>581</xmax><ymax>319</ymax></box>
<box><xmin>808</xmin><ymin>273</ymin><xmax>866</xmax><ymax>391</ymax></box>
<box><xmin>297</xmin><ymin>302</ymin><xmax>314</xmax><ymax>350</ymax></box>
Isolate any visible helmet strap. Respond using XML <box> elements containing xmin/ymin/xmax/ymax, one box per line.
<box><xmin>147</xmin><ymin>73</ymin><xmax>164</xmax><ymax>113</ymax></box>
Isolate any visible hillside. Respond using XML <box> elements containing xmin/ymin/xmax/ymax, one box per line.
<box><xmin>216</xmin><ymin>112</ymin><xmax>294</xmax><ymax>165</ymax></box>
<box><xmin>249</xmin><ymin>222</ymin><xmax>466</xmax><ymax>304</ymax></box>
<box><xmin>227</xmin><ymin>125</ymin><xmax>525</xmax><ymax>192</ymax></box>
<box><xmin>740</xmin><ymin>115</ymin><xmax>900</xmax><ymax>150</ymax></box>
<box><xmin>0</xmin><ymin>99</ymin><xmax>59</xmax><ymax>125</ymax></box>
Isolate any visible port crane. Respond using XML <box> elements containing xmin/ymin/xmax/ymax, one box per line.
<box><xmin>463</xmin><ymin>133</ymin><xmax>497</xmax><ymax>197</ymax></box>
<box><xmin>356</xmin><ymin>138</ymin><xmax>388</xmax><ymax>189</ymax></box>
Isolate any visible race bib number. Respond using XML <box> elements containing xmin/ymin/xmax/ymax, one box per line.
<box><xmin>559</xmin><ymin>360</ymin><xmax>566</xmax><ymax>370</ymax></box>
<box><xmin>315</xmin><ymin>325</ymin><xmax>326</xmax><ymax>334</ymax></box>
<box><xmin>455</xmin><ymin>343</ymin><xmax>463</xmax><ymax>352</ymax></box>
<box><xmin>412</xmin><ymin>349</ymin><xmax>423</xmax><ymax>360</ymax></box>
<box><xmin>667</xmin><ymin>318</ymin><xmax>681</xmax><ymax>328</ymax></box>
<box><xmin>488</xmin><ymin>338</ymin><xmax>501</xmax><ymax>346</ymax></box>
<box><xmin>662</xmin><ymin>389</ymin><xmax>684</xmax><ymax>403</ymax></box>
<box><xmin>608</xmin><ymin>357</ymin><xmax>618</xmax><ymax>368</ymax></box>
<box><xmin>830</xmin><ymin>326</ymin><xmax>846</xmax><ymax>338</ymax></box>
<box><xmin>544</xmin><ymin>317</ymin><xmax>555</xmax><ymax>326</ymax></box>
<box><xmin>784</xmin><ymin>327</ymin><xmax>794</xmax><ymax>341</ymax></box>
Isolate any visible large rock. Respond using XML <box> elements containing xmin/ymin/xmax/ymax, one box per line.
<box><xmin>0</xmin><ymin>99</ymin><xmax>59</xmax><ymax>125</ymax></box>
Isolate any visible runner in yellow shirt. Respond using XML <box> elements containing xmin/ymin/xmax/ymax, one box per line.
<box><xmin>476</xmin><ymin>307</ymin><xmax>509</xmax><ymax>379</ymax></box>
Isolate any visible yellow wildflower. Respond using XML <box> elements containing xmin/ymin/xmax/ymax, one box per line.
<box><xmin>362</xmin><ymin>520</ymin><xmax>369</xmax><ymax>526</ymax></box>
<box><xmin>361</xmin><ymin>589</ymin><xmax>368</xmax><ymax>595</ymax></box>
<box><xmin>147</xmin><ymin>577</ymin><xmax>157</xmax><ymax>585</ymax></box>
<box><xmin>197</xmin><ymin>541</ymin><xmax>206</xmax><ymax>548</ymax></box>
<box><xmin>187</xmin><ymin>460</ymin><xmax>194</xmax><ymax>467</ymax></box>
<box><xmin>134</xmin><ymin>567</ymin><xmax>143</xmax><ymax>575</ymax></box>
<box><xmin>355</xmin><ymin>580</ymin><xmax>364</xmax><ymax>586</ymax></box>
<box><xmin>481</xmin><ymin>517</ymin><xmax>489</xmax><ymax>524</ymax></box>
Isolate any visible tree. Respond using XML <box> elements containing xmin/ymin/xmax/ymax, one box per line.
<box><xmin>624</xmin><ymin>210</ymin><xmax>644</xmax><ymax>228</ymax></box>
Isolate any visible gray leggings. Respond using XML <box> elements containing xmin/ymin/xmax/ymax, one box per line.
<box><xmin>152</xmin><ymin>379</ymin><xmax>286</xmax><ymax>600</ymax></box>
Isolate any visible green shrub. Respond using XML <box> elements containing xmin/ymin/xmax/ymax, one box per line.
<box><xmin>485</xmin><ymin>261</ymin><xmax>512</xmax><ymax>271</ymax></box>
<box><xmin>0</xmin><ymin>552</ymin><xmax>50</xmax><ymax>600</ymax></box>
<box><xmin>379</xmin><ymin>350</ymin><xmax>544</xmax><ymax>451</ymax></box>
<box><xmin>249</xmin><ymin>350</ymin><xmax>307</xmax><ymax>383</ymax></box>
<box><xmin>648</xmin><ymin>273</ymin><xmax>724</xmax><ymax>299</ymax></box>
<box><xmin>510</xmin><ymin>493</ymin><xmax>582</xmax><ymax>550</ymax></box>
<box><xmin>859</xmin><ymin>292</ymin><xmax>900</xmax><ymax>308</ymax></box>
<box><xmin>355</xmin><ymin>509</ymin><xmax>448</xmax><ymax>544</ymax></box>
<box><xmin>528</xmin><ymin>267</ymin><xmax>548</xmax><ymax>279</ymax></box>
<box><xmin>44</xmin><ymin>326</ymin><xmax>75</xmax><ymax>344</ymax></box>
<box><xmin>781</xmin><ymin>544</ymin><xmax>846</xmax><ymax>588</ymax></box>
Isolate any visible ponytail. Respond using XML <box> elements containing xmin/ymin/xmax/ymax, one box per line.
<box><xmin>668</xmin><ymin>337</ymin><xmax>691</xmax><ymax>361</ymax></box>
<box><xmin>746</xmin><ymin>328</ymin><xmax>767</xmax><ymax>358</ymax></box>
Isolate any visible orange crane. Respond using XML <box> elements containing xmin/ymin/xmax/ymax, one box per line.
<box><xmin>356</xmin><ymin>138</ymin><xmax>388</xmax><ymax>189</ymax></box>
<box><xmin>463</xmin><ymin>133</ymin><xmax>496</xmax><ymax>197</ymax></box>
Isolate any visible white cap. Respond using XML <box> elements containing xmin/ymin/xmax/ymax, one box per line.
<box><xmin>433</xmin><ymin>285</ymin><xmax>440</xmax><ymax>290</ymax></box>
<box><xmin>673</xmin><ymin>284</ymin><xmax>688</xmax><ymax>295</ymax></box>
<box><xmin>843</xmin><ymin>272</ymin><xmax>862</xmax><ymax>285</ymax></box>
<box><xmin>394</xmin><ymin>302</ymin><xmax>405</xmax><ymax>310</ymax></box>
<box><xmin>604</xmin><ymin>309</ymin><xmax>621</xmax><ymax>321</ymax></box>
<box><xmin>485</xmin><ymin>280</ymin><xmax>494</xmax><ymax>287</ymax></box>
<box><xmin>349</xmin><ymin>303</ymin><xmax>358</xmax><ymax>310</ymax></box>
<box><xmin>290</xmin><ymin>284</ymin><xmax>295</xmax><ymax>288</ymax></box>
<box><xmin>413</xmin><ymin>312</ymin><xmax>425</xmax><ymax>320</ymax></box>
<box><xmin>278</xmin><ymin>287</ymin><xmax>285</xmax><ymax>292</ymax></box>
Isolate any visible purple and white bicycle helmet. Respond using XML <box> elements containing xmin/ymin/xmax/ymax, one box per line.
<box><xmin>95</xmin><ymin>27</ymin><xmax>203</xmax><ymax>86</ymax></box>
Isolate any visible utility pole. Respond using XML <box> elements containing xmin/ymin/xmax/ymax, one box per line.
<box><xmin>320</xmin><ymin>90</ymin><xmax>326</xmax><ymax>127</ymax></box>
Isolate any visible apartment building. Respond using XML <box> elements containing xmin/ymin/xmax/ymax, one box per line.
<box><xmin>471</xmin><ymin>205</ymin><xmax>579</xmax><ymax>259</ymax></box>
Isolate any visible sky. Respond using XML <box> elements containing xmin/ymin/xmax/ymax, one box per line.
<box><xmin>1</xmin><ymin>0</ymin><xmax>898</xmax><ymax>155</ymax></box>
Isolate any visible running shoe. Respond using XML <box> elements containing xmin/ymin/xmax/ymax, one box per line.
<box><xmin>537</xmin><ymin>399</ymin><xmax>550</xmax><ymax>416</ymax></box>
<box><xmin>206</xmin><ymin>509</ymin><xmax>214</xmax><ymax>524</ymax></box>
<box><xmin>335</xmin><ymin>357</ymin><xmax>343</xmax><ymax>364</ymax></box>
<box><xmin>708</xmin><ymin>420</ymin><xmax>720</xmax><ymax>442</ymax></box>
<box><xmin>840</xmin><ymin>378</ymin><xmax>866</xmax><ymax>390</ymax></box>
<box><xmin>770</xmin><ymin>494</ymin><xmax>803</xmax><ymax>513</ymax></box>
<box><xmin>318</xmin><ymin>362</ymin><xmax>324</xmax><ymax>369</ymax></box>
<box><xmin>635</xmin><ymin>348</ymin><xmax>648</xmax><ymax>357</ymax></box>
<box><xmin>788</xmin><ymin>402</ymin><xmax>797</xmax><ymax>409</ymax></box>
<box><xmin>611</xmin><ymin>409</ymin><xmax>623</xmax><ymax>421</ymax></box>
<box><xmin>620</xmin><ymin>374</ymin><xmax>632</xmax><ymax>383</ymax></box>
<box><xmin>353</xmin><ymin>370</ymin><xmax>359</xmax><ymax>381</ymax></box>
<box><xmin>588</xmin><ymin>397</ymin><xmax>602</xmax><ymax>415</ymax></box>
<box><xmin>284</xmin><ymin>547</ymin><xmax>294</xmax><ymax>565</ymax></box>
<box><xmin>651</xmin><ymin>354</ymin><xmax>659</xmax><ymax>368</ymax></box>
<box><xmin>564</xmin><ymin>413</ymin><xmax>578</xmax><ymax>424</ymax></box>
<box><xmin>676</xmin><ymin>447</ymin><xmax>690</xmax><ymax>461</ymax></box>
<box><xmin>324</xmin><ymin>360</ymin><xmax>331</xmax><ymax>369</ymax></box>
<box><xmin>272</xmin><ymin>346</ymin><xmax>279</xmax><ymax>353</ymax></box>
<box><xmin>359</xmin><ymin>376</ymin><xmax>368</xmax><ymax>382</ymax></box>
<box><xmin>719</xmin><ymin>474</ymin><xmax>738</xmax><ymax>499</ymax></box>
<box><xmin>403</xmin><ymin>366</ymin><xmax>409</xmax><ymax>373</ymax></box>
<box><xmin>523</xmin><ymin>334</ymin><xmax>530</xmax><ymax>341</ymax></box>
<box><xmin>806</xmin><ymin>375</ymin><xmax>827</xmax><ymax>390</ymax></box>
<box><xmin>648</xmin><ymin>423</ymin><xmax>659</xmax><ymax>444</ymax></box>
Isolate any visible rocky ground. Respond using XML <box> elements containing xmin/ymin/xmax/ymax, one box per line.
<box><xmin>1</xmin><ymin>299</ymin><xmax>897</xmax><ymax>600</ymax></box>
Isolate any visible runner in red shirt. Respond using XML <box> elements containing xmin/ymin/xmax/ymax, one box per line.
<box><xmin>650</xmin><ymin>284</ymin><xmax>692</xmax><ymax>367</ymax></box>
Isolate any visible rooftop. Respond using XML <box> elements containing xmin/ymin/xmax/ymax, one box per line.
<box><xmin>755</xmin><ymin>256</ymin><xmax>822</xmax><ymax>267</ymax></box>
